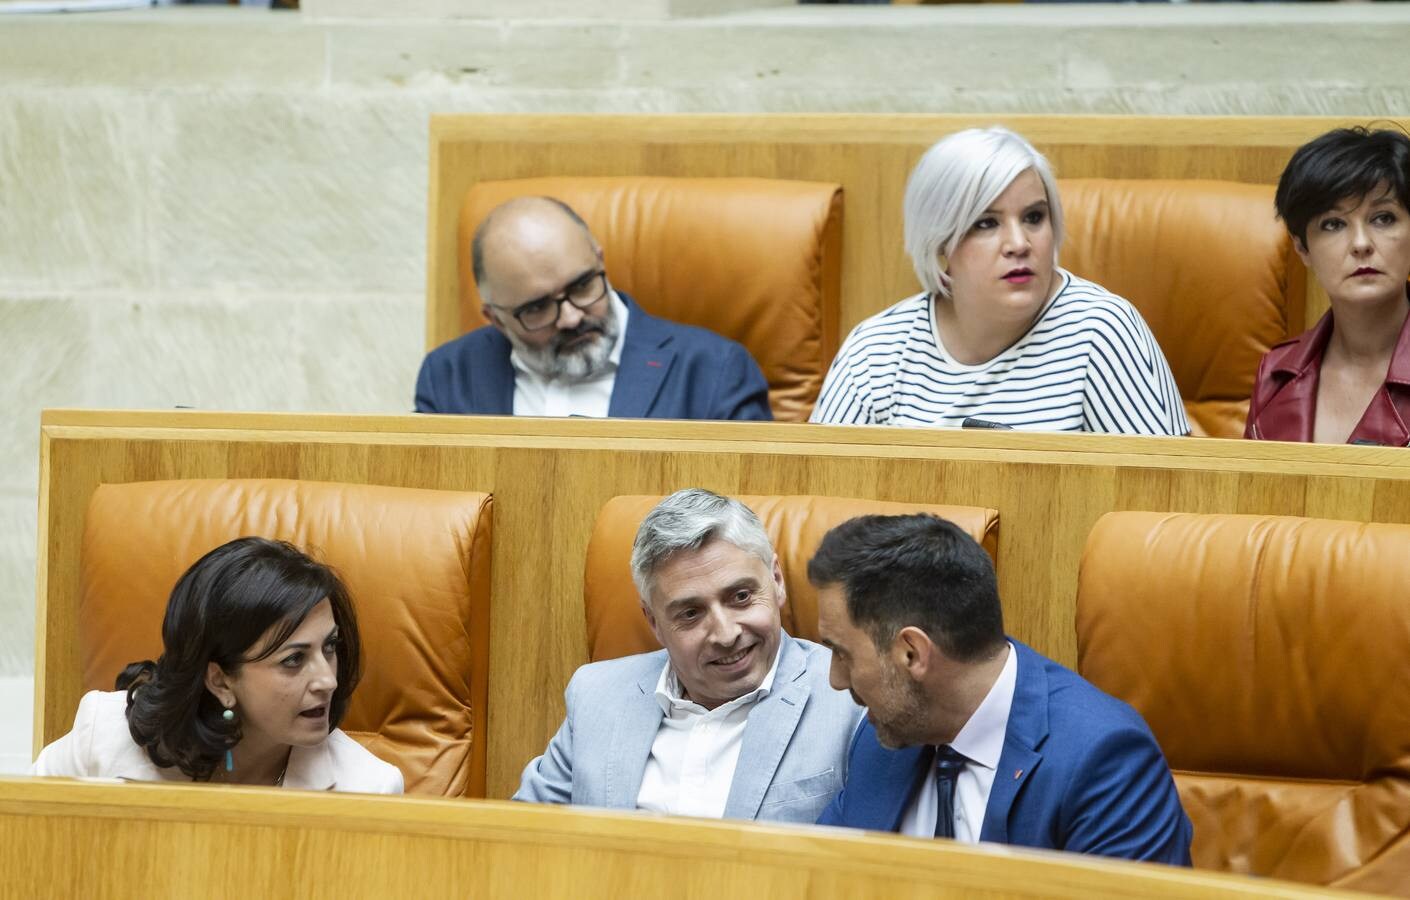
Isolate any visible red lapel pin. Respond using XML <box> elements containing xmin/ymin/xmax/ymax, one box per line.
<box><xmin>646</xmin><ymin>360</ymin><xmax>663</xmax><ymax>367</ymax></box>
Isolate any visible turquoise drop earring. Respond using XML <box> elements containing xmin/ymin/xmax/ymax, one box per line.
<box><xmin>222</xmin><ymin>706</ymin><xmax>236</xmax><ymax>772</ymax></box>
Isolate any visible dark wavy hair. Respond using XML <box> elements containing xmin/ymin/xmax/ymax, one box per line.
<box><xmin>116</xmin><ymin>537</ymin><xmax>362</xmax><ymax>781</ymax></box>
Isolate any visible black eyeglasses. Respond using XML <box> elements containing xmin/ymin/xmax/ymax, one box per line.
<box><xmin>492</xmin><ymin>270</ymin><xmax>608</xmax><ymax>332</ymax></box>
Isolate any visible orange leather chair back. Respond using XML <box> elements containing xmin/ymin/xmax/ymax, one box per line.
<box><xmin>1076</xmin><ymin>511</ymin><xmax>1410</xmax><ymax>893</ymax></box>
<box><xmin>584</xmin><ymin>495</ymin><xmax>999</xmax><ymax>662</ymax></box>
<box><xmin>78</xmin><ymin>479</ymin><xmax>493</xmax><ymax>798</ymax></box>
<box><xmin>458</xmin><ymin>176</ymin><xmax>843</xmax><ymax>422</ymax></box>
<box><xmin>1059</xmin><ymin>179</ymin><xmax>1306</xmax><ymax>438</ymax></box>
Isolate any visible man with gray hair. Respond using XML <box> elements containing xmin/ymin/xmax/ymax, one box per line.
<box><xmin>514</xmin><ymin>489</ymin><xmax>861</xmax><ymax>823</ymax></box>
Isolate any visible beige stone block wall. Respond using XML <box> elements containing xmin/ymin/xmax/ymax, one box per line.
<box><xmin>302</xmin><ymin>0</ymin><xmax>794</xmax><ymax>20</ymax></box>
<box><xmin>1</xmin><ymin>4</ymin><xmax>1409</xmax><ymax>686</ymax></box>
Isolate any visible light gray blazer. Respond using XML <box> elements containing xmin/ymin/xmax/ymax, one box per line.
<box><xmin>513</xmin><ymin>633</ymin><xmax>862</xmax><ymax>823</ymax></box>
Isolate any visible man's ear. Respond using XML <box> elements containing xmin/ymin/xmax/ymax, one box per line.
<box><xmin>770</xmin><ymin>554</ymin><xmax>787</xmax><ymax>611</ymax></box>
<box><xmin>892</xmin><ymin>626</ymin><xmax>937</xmax><ymax>682</ymax></box>
<box><xmin>204</xmin><ymin>662</ymin><xmax>235</xmax><ymax>708</ymax></box>
<box><xmin>481</xmin><ymin>302</ymin><xmax>504</xmax><ymax>330</ymax></box>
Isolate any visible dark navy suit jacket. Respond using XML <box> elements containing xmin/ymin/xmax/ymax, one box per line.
<box><xmin>414</xmin><ymin>293</ymin><xmax>772</xmax><ymax>421</ymax></box>
<box><xmin>818</xmin><ymin>641</ymin><xmax>1192</xmax><ymax>866</ymax></box>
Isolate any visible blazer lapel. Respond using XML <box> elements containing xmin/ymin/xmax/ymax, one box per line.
<box><xmin>604</xmin><ymin>667</ymin><xmax>668</xmax><ymax>809</ymax></box>
<box><xmin>1251</xmin><ymin>313</ymin><xmax>1330</xmax><ymax>442</ymax></box>
<box><xmin>1354</xmin><ymin>306</ymin><xmax>1410</xmax><ymax>445</ymax></box>
<box><xmin>283</xmin><ymin>739</ymin><xmax>336</xmax><ymax>791</ymax></box>
<box><xmin>609</xmin><ymin>294</ymin><xmax>676</xmax><ymax>419</ymax></box>
<box><xmin>1352</xmin><ymin>389</ymin><xmax>1410</xmax><ymax>446</ymax></box>
<box><xmin>475</xmin><ymin>332</ymin><xmax>515</xmax><ymax>415</ymax></box>
<box><xmin>848</xmin><ymin>733</ymin><xmax>930</xmax><ymax>832</ymax></box>
<box><xmin>981</xmin><ymin>642</ymin><xmax>1049</xmax><ymax>843</ymax></box>
<box><xmin>1257</xmin><ymin>370</ymin><xmax>1317</xmax><ymax>442</ymax></box>
<box><xmin>723</xmin><ymin>638</ymin><xmax>808</xmax><ymax>820</ymax></box>
<box><xmin>112</xmin><ymin>751</ymin><xmax>187</xmax><ymax>784</ymax></box>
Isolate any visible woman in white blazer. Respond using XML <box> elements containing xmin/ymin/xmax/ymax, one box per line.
<box><xmin>32</xmin><ymin>537</ymin><xmax>403</xmax><ymax>794</ymax></box>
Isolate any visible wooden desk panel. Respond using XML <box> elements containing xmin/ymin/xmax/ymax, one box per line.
<box><xmin>34</xmin><ymin>411</ymin><xmax>1410</xmax><ymax>799</ymax></box>
<box><xmin>425</xmin><ymin>114</ymin><xmax>1375</xmax><ymax>349</ymax></box>
<box><xmin>0</xmin><ymin>777</ymin><xmax>1353</xmax><ymax>899</ymax></box>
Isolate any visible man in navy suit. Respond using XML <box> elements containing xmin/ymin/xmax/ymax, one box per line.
<box><xmin>415</xmin><ymin>196</ymin><xmax>772</xmax><ymax>420</ymax></box>
<box><xmin>809</xmin><ymin>513</ymin><xmax>1192</xmax><ymax>865</ymax></box>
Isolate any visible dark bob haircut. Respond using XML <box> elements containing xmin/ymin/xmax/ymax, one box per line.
<box><xmin>807</xmin><ymin>514</ymin><xmax>1004</xmax><ymax>663</ymax></box>
<box><xmin>117</xmin><ymin>537</ymin><xmax>362</xmax><ymax>781</ymax></box>
<box><xmin>1275</xmin><ymin>126</ymin><xmax>1410</xmax><ymax>246</ymax></box>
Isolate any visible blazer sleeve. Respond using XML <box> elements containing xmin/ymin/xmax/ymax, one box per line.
<box><xmin>511</xmin><ymin>675</ymin><xmax>579</xmax><ymax>804</ymax></box>
<box><xmin>377</xmin><ymin>764</ymin><xmax>405</xmax><ymax>795</ymax></box>
<box><xmin>1244</xmin><ymin>352</ymin><xmax>1272</xmax><ymax>439</ymax></box>
<box><xmin>31</xmin><ymin>691</ymin><xmax>104</xmax><ymax>778</ymax></box>
<box><xmin>713</xmin><ymin>341</ymin><xmax>773</xmax><ymax>422</ymax></box>
<box><xmin>414</xmin><ymin>353</ymin><xmax>441</xmax><ymax>414</ymax></box>
<box><xmin>1060</xmin><ymin>723</ymin><xmax>1193</xmax><ymax>865</ymax></box>
<box><xmin>814</xmin><ymin>720</ymin><xmax>866</xmax><ymax>827</ymax></box>
<box><xmin>815</xmin><ymin>784</ymin><xmax>847</xmax><ymax>826</ymax></box>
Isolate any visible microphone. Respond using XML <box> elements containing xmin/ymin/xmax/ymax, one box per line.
<box><xmin>961</xmin><ymin>417</ymin><xmax>1013</xmax><ymax>430</ymax></box>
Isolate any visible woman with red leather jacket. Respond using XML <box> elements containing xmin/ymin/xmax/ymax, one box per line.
<box><xmin>1246</xmin><ymin>127</ymin><xmax>1410</xmax><ymax>446</ymax></box>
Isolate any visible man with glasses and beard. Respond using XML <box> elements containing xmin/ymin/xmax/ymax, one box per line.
<box><xmin>415</xmin><ymin>196</ymin><xmax>772</xmax><ymax>420</ymax></box>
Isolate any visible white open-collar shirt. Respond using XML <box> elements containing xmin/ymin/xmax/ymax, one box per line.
<box><xmin>635</xmin><ymin>642</ymin><xmax>783</xmax><ymax>818</ymax></box>
<box><xmin>510</xmin><ymin>290</ymin><xmax>629</xmax><ymax>418</ymax></box>
<box><xmin>898</xmin><ymin>641</ymin><xmax>1017</xmax><ymax>843</ymax></box>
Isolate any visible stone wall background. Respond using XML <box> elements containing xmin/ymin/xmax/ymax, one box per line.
<box><xmin>1</xmin><ymin>3</ymin><xmax>1407</xmax><ymax>692</ymax></box>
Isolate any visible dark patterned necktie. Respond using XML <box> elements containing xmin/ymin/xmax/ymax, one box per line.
<box><xmin>933</xmin><ymin>744</ymin><xmax>969</xmax><ymax>839</ymax></box>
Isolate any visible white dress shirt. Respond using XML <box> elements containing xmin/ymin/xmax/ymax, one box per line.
<box><xmin>511</xmin><ymin>290</ymin><xmax>629</xmax><ymax>418</ymax></box>
<box><xmin>898</xmin><ymin>642</ymin><xmax>1017</xmax><ymax>843</ymax></box>
<box><xmin>635</xmin><ymin>645</ymin><xmax>783</xmax><ymax>818</ymax></box>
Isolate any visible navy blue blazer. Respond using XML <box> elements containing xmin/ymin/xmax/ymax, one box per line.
<box><xmin>818</xmin><ymin>641</ymin><xmax>1192</xmax><ymax>866</ymax></box>
<box><xmin>414</xmin><ymin>293</ymin><xmax>773</xmax><ymax>421</ymax></box>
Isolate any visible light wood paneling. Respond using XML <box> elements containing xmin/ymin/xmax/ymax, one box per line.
<box><xmin>0</xmin><ymin>777</ymin><xmax>1354</xmax><ymax>899</ymax></box>
<box><xmin>34</xmin><ymin>411</ymin><xmax>1410</xmax><ymax>799</ymax></box>
<box><xmin>426</xmin><ymin>114</ymin><xmax>1382</xmax><ymax>352</ymax></box>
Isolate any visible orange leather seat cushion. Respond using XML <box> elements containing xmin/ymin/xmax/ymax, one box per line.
<box><xmin>1076</xmin><ymin>511</ymin><xmax>1410</xmax><ymax>893</ymax></box>
<box><xmin>585</xmin><ymin>495</ymin><xmax>998</xmax><ymax>662</ymax></box>
<box><xmin>79</xmin><ymin>479</ymin><xmax>493</xmax><ymax>798</ymax></box>
<box><xmin>458</xmin><ymin>176</ymin><xmax>843</xmax><ymax>423</ymax></box>
<box><xmin>1059</xmin><ymin>179</ymin><xmax>1306</xmax><ymax>439</ymax></box>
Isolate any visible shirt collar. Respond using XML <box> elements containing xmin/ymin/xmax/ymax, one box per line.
<box><xmin>606</xmin><ymin>288</ymin><xmax>629</xmax><ymax>368</ymax></box>
<box><xmin>947</xmin><ymin>641</ymin><xmax>1017</xmax><ymax>771</ymax></box>
<box><xmin>1268</xmin><ymin>311</ymin><xmax>1334</xmax><ymax>379</ymax></box>
<box><xmin>508</xmin><ymin>289</ymin><xmax>629</xmax><ymax>382</ymax></box>
<box><xmin>653</xmin><ymin>637</ymin><xmax>783</xmax><ymax>717</ymax></box>
<box><xmin>1273</xmin><ymin>287</ymin><xmax>1410</xmax><ymax>385</ymax></box>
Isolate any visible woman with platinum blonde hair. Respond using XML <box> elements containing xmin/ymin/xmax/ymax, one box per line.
<box><xmin>811</xmin><ymin>127</ymin><xmax>1188</xmax><ymax>435</ymax></box>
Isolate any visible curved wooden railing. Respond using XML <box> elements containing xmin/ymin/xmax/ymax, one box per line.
<box><xmin>0</xmin><ymin>777</ymin><xmax>1356</xmax><ymax>899</ymax></box>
